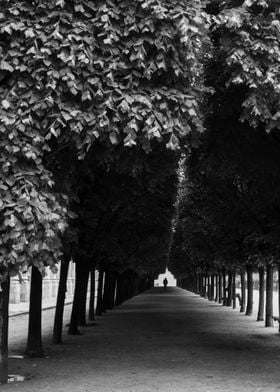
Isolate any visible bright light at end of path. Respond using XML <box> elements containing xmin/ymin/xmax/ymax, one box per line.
<box><xmin>154</xmin><ymin>268</ymin><xmax>177</xmax><ymax>287</ymax></box>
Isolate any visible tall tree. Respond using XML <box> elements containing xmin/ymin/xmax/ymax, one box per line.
<box><xmin>0</xmin><ymin>0</ymin><xmax>208</xmax><ymax>380</ymax></box>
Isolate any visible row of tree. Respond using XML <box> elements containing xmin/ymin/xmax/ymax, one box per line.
<box><xmin>170</xmin><ymin>0</ymin><xmax>280</xmax><ymax>329</ymax></box>
<box><xmin>3</xmin><ymin>0</ymin><xmax>279</xmax><ymax>384</ymax></box>
<box><xmin>0</xmin><ymin>0</ymin><xmax>207</xmax><ymax>383</ymax></box>
<box><xmin>177</xmin><ymin>266</ymin><xmax>280</xmax><ymax>330</ymax></box>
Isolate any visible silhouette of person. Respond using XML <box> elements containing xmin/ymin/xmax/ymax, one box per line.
<box><xmin>163</xmin><ymin>278</ymin><xmax>168</xmax><ymax>288</ymax></box>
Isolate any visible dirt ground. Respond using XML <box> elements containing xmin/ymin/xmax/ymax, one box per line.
<box><xmin>4</xmin><ymin>287</ymin><xmax>280</xmax><ymax>392</ymax></box>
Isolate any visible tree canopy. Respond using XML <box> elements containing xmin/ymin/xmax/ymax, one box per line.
<box><xmin>170</xmin><ymin>0</ymin><xmax>280</xmax><ymax>282</ymax></box>
<box><xmin>0</xmin><ymin>0</ymin><xmax>207</xmax><ymax>280</ymax></box>
<box><xmin>2</xmin><ymin>0</ymin><xmax>280</xmax><ymax>287</ymax></box>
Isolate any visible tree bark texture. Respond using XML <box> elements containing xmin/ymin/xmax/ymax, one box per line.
<box><xmin>78</xmin><ymin>264</ymin><xmax>90</xmax><ymax>326</ymax></box>
<box><xmin>265</xmin><ymin>263</ymin><xmax>274</xmax><ymax>327</ymax></box>
<box><xmin>88</xmin><ymin>266</ymin><xmax>96</xmax><ymax>321</ymax></box>
<box><xmin>245</xmin><ymin>265</ymin><xmax>253</xmax><ymax>316</ymax></box>
<box><xmin>278</xmin><ymin>265</ymin><xmax>280</xmax><ymax>333</ymax></box>
<box><xmin>115</xmin><ymin>273</ymin><xmax>124</xmax><ymax>306</ymax></box>
<box><xmin>202</xmin><ymin>275</ymin><xmax>207</xmax><ymax>298</ymax></box>
<box><xmin>25</xmin><ymin>266</ymin><xmax>44</xmax><ymax>357</ymax></box>
<box><xmin>102</xmin><ymin>271</ymin><xmax>112</xmax><ymax>312</ymax></box>
<box><xmin>215</xmin><ymin>275</ymin><xmax>219</xmax><ymax>302</ymax></box>
<box><xmin>240</xmin><ymin>269</ymin><xmax>246</xmax><ymax>313</ymax></box>
<box><xmin>207</xmin><ymin>275</ymin><xmax>211</xmax><ymax>301</ymax></box>
<box><xmin>96</xmin><ymin>269</ymin><xmax>104</xmax><ymax>316</ymax></box>
<box><xmin>195</xmin><ymin>273</ymin><xmax>199</xmax><ymax>294</ymax></box>
<box><xmin>109</xmin><ymin>274</ymin><xmax>117</xmax><ymax>309</ymax></box>
<box><xmin>232</xmin><ymin>271</ymin><xmax>236</xmax><ymax>309</ymax></box>
<box><xmin>0</xmin><ymin>276</ymin><xmax>10</xmax><ymax>384</ymax></box>
<box><xmin>68</xmin><ymin>260</ymin><xmax>90</xmax><ymax>334</ymax></box>
<box><xmin>199</xmin><ymin>274</ymin><xmax>203</xmax><ymax>296</ymax></box>
<box><xmin>227</xmin><ymin>271</ymin><xmax>233</xmax><ymax>307</ymax></box>
<box><xmin>53</xmin><ymin>256</ymin><xmax>70</xmax><ymax>344</ymax></box>
<box><xmin>257</xmin><ymin>266</ymin><xmax>265</xmax><ymax>322</ymax></box>
<box><xmin>222</xmin><ymin>269</ymin><xmax>227</xmax><ymax>306</ymax></box>
<box><xmin>218</xmin><ymin>273</ymin><xmax>223</xmax><ymax>304</ymax></box>
<box><xmin>210</xmin><ymin>274</ymin><xmax>215</xmax><ymax>301</ymax></box>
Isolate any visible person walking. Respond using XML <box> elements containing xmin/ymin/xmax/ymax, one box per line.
<box><xmin>163</xmin><ymin>278</ymin><xmax>168</xmax><ymax>288</ymax></box>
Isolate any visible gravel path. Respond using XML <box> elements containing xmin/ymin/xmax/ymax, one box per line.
<box><xmin>4</xmin><ymin>287</ymin><xmax>280</xmax><ymax>392</ymax></box>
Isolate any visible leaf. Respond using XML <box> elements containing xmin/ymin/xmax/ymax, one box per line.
<box><xmin>0</xmin><ymin>61</ymin><xmax>13</xmax><ymax>72</ymax></box>
<box><xmin>61</xmin><ymin>112</ymin><xmax>72</xmax><ymax>121</ymax></box>
<box><xmin>50</xmin><ymin>264</ymin><xmax>58</xmax><ymax>274</ymax></box>
<box><xmin>9</xmin><ymin>231</ymin><xmax>21</xmax><ymax>239</ymax></box>
<box><xmin>56</xmin><ymin>0</ymin><xmax>65</xmax><ymax>7</ymax></box>
<box><xmin>5</xmin><ymin>215</ymin><xmax>17</xmax><ymax>228</ymax></box>
<box><xmin>2</xmin><ymin>99</ymin><xmax>10</xmax><ymax>109</ymax></box>
<box><xmin>50</xmin><ymin>127</ymin><xmax>58</xmax><ymax>137</ymax></box>
<box><xmin>109</xmin><ymin>132</ymin><xmax>119</xmax><ymax>144</ymax></box>
<box><xmin>82</xmin><ymin>90</ymin><xmax>91</xmax><ymax>101</ymax></box>
<box><xmin>166</xmin><ymin>134</ymin><xmax>179</xmax><ymax>150</ymax></box>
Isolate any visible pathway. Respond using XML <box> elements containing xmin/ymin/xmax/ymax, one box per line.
<box><xmin>4</xmin><ymin>287</ymin><xmax>280</xmax><ymax>392</ymax></box>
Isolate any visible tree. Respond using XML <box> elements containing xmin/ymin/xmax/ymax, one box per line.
<box><xmin>0</xmin><ymin>0</ymin><xmax>207</xmax><ymax>380</ymax></box>
<box><xmin>171</xmin><ymin>0</ymin><xmax>280</xmax><ymax>324</ymax></box>
<box><xmin>211</xmin><ymin>0</ymin><xmax>280</xmax><ymax>134</ymax></box>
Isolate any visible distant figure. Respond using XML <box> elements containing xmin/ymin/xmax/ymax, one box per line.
<box><xmin>163</xmin><ymin>278</ymin><xmax>168</xmax><ymax>288</ymax></box>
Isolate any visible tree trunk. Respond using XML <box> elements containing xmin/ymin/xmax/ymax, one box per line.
<box><xmin>88</xmin><ymin>266</ymin><xmax>96</xmax><ymax>321</ymax></box>
<box><xmin>199</xmin><ymin>274</ymin><xmax>203</xmax><ymax>296</ymax></box>
<box><xmin>215</xmin><ymin>275</ymin><xmax>219</xmax><ymax>302</ymax></box>
<box><xmin>115</xmin><ymin>273</ymin><xmax>124</xmax><ymax>306</ymax></box>
<box><xmin>102</xmin><ymin>271</ymin><xmax>111</xmax><ymax>312</ymax></box>
<box><xmin>126</xmin><ymin>272</ymin><xmax>133</xmax><ymax>300</ymax></box>
<box><xmin>240</xmin><ymin>269</ymin><xmax>246</xmax><ymax>312</ymax></box>
<box><xmin>203</xmin><ymin>275</ymin><xmax>207</xmax><ymax>298</ymax></box>
<box><xmin>245</xmin><ymin>265</ymin><xmax>253</xmax><ymax>316</ymax></box>
<box><xmin>109</xmin><ymin>274</ymin><xmax>117</xmax><ymax>309</ymax></box>
<box><xmin>96</xmin><ymin>269</ymin><xmax>104</xmax><ymax>316</ymax></box>
<box><xmin>0</xmin><ymin>276</ymin><xmax>10</xmax><ymax>384</ymax></box>
<box><xmin>78</xmin><ymin>264</ymin><xmax>90</xmax><ymax>326</ymax></box>
<box><xmin>232</xmin><ymin>271</ymin><xmax>236</xmax><ymax>309</ymax></box>
<box><xmin>196</xmin><ymin>273</ymin><xmax>199</xmax><ymax>294</ymax></box>
<box><xmin>53</xmin><ymin>257</ymin><xmax>70</xmax><ymax>344</ymax></box>
<box><xmin>210</xmin><ymin>274</ymin><xmax>215</xmax><ymax>301</ymax></box>
<box><xmin>222</xmin><ymin>269</ymin><xmax>227</xmax><ymax>306</ymax></box>
<box><xmin>218</xmin><ymin>272</ymin><xmax>223</xmax><ymax>304</ymax></box>
<box><xmin>278</xmin><ymin>265</ymin><xmax>280</xmax><ymax>333</ymax></box>
<box><xmin>68</xmin><ymin>261</ymin><xmax>88</xmax><ymax>335</ymax></box>
<box><xmin>25</xmin><ymin>266</ymin><xmax>44</xmax><ymax>357</ymax></box>
<box><xmin>257</xmin><ymin>266</ymin><xmax>265</xmax><ymax>322</ymax></box>
<box><xmin>227</xmin><ymin>271</ymin><xmax>233</xmax><ymax>307</ymax></box>
<box><xmin>265</xmin><ymin>263</ymin><xmax>274</xmax><ymax>327</ymax></box>
<box><xmin>207</xmin><ymin>275</ymin><xmax>211</xmax><ymax>300</ymax></box>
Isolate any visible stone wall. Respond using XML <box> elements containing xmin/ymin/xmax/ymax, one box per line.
<box><xmin>9</xmin><ymin>261</ymin><xmax>76</xmax><ymax>304</ymax></box>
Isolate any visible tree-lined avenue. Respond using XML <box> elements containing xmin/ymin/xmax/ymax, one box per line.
<box><xmin>3</xmin><ymin>287</ymin><xmax>280</xmax><ymax>392</ymax></box>
<box><xmin>1</xmin><ymin>0</ymin><xmax>280</xmax><ymax>385</ymax></box>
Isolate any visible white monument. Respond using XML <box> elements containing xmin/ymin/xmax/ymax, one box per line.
<box><xmin>154</xmin><ymin>268</ymin><xmax>177</xmax><ymax>287</ymax></box>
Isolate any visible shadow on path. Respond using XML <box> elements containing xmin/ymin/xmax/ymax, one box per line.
<box><xmin>4</xmin><ymin>287</ymin><xmax>280</xmax><ymax>392</ymax></box>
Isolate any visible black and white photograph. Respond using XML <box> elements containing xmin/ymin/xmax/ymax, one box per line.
<box><xmin>0</xmin><ymin>0</ymin><xmax>280</xmax><ymax>391</ymax></box>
